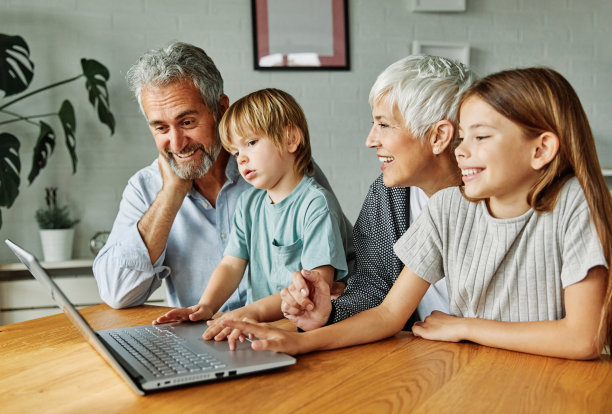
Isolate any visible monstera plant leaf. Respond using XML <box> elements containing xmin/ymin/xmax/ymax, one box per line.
<box><xmin>58</xmin><ymin>100</ymin><xmax>77</xmax><ymax>173</ymax></box>
<box><xmin>81</xmin><ymin>58</ymin><xmax>115</xmax><ymax>134</ymax></box>
<box><xmin>0</xmin><ymin>133</ymin><xmax>20</xmax><ymax>210</ymax></box>
<box><xmin>28</xmin><ymin>121</ymin><xmax>56</xmax><ymax>184</ymax></box>
<box><xmin>0</xmin><ymin>34</ymin><xmax>35</xmax><ymax>97</ymax></box>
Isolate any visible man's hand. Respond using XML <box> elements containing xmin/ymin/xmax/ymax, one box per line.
<box><xmin>280</xmin><ymin>269</ymin><xmax>333</xmax><ymax>331</ymax></box>
<box><xmin>157</xmin><ymin>154</ymin><xmax>192</xmax><ymax>198</ymax></box>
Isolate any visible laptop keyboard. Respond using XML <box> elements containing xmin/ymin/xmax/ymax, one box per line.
<box><xmin>110</xmin><ymin>326</ymin><xmax>227</xmax><ymax>378</ymax></box>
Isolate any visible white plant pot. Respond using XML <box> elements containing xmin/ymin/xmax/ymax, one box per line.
<box><xmin>39</xmin><ymin>228</ymin><xmax>75</xmax><ymax>262</ymax></box>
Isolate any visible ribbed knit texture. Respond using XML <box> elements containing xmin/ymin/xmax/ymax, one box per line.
<box><xmin>394</xmin><ymin>177</ymin><xmax>607</xmax><ymax>321</ymax></box>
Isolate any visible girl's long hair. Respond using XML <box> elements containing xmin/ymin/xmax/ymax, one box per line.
<box><xmin>459</xmin><ymin>67</ymin><xmax>612</xmax><ymax>349</ymax></box>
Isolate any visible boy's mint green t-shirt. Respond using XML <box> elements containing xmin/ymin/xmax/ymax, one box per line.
<box><xmin>224</xmin><ymin>175</ymin><xmax>349</xmax><ymax>304</ymax></box>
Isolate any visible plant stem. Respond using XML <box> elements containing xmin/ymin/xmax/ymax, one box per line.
<box><xmin>0</xmin><ymin>109</ymin><xmax>43</xmax><ymax>127</ymax></box>
<box><xmin>0</xmin><ymin>74</ymin><xmax>84</xmax><ymax>110</ymax></box>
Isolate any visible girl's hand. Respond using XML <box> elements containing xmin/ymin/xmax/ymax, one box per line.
<box><xmin>152</xmin><ymin>304</ymin><xmax>213</xmax><ymax>325</ymax></box>
<box><xmin>220</xmin><ymin>319</ymin><xmax>305</xmax><ymax>355</ymax></box>
<box><xmin>411</xmin><ymin>311</ymin><xmax>466</xmax><ymax>342</ymax></box>
<box><xmin>203</xmin><ymin>312</ymin><xmax>252</xmax><ymax>350</ymax></box>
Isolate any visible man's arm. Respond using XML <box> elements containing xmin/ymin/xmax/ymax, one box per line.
<box><xmin>137</xmin><ymin>155</ymin><xmax>192</xmax><ymax>263</ymax></box>
<box><xmin>93</xmin><ymin>157</ymin><xmax>190</xmax><ymax>308</ymax></box>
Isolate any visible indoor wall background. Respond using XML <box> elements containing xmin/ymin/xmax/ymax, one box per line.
<box><xmin>1</xmin><ymin>0</ymin><xmax>610</xmax><ymax>262</ymax></box>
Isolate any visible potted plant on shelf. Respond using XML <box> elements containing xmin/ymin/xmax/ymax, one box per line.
<box><xmin>35</xmin><ymin>187</ymin><xmax>79</xmax><ymax>262</ymax></box>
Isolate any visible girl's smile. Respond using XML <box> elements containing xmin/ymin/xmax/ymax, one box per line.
<box><xmin>456</xmin><ymin>96</ymin><xmax>541</xmax><ymax>218</ymax></box>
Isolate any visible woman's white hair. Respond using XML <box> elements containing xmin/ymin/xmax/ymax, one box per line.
<box><xmin>369</xmin><ymin>55</ymin><xmax>475</xmax><ymax>140</ymax></box>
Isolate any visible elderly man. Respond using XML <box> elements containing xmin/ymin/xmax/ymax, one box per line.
<box><xmin>93</xmin><ymin>42</ymin><xmax>351</xmax><ymax>310</ymax></box>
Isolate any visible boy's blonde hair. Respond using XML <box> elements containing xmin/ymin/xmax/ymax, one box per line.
<box><xmin>219</xmin><ymin>88</ymin><xmax>314</xmax><ymax>176</ymax></box>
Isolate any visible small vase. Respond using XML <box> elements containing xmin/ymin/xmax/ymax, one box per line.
<box><xmin>39</xmin><ymin>228</ymin><xmax>75</xmax><ymax>262</ymax></box>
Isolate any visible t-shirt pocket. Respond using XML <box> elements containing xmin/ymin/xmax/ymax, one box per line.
<box><xmin>270</xmin><ymin>238</ymin><xmax>303</xmax><ymax>292</ymax></box>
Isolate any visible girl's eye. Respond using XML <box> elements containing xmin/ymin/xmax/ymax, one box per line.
<box><xmin>247</xmin><ymin>140</ymin><xmax>258</xmax><ymax>146</ymax></box>
<box><xmin>476</xmin><ymin>136</ymin><xmax>489</xmax><ymax>140</ymax></box>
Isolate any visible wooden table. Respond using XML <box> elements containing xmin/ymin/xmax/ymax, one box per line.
<box><xmin>1</xmin><ymin>304</ymin><xmax>610</xmax><ymax>413</ymax></box>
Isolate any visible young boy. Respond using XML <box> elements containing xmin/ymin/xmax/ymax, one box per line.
<box><xmin>154</xmin><ymin>88</ymin><xmax>350</xmax><ymax>344</ymax></box>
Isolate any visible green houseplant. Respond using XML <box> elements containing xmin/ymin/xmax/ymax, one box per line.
<box><xmin>0</xmin><ymin>33</ymin><xmax>115</xmax><ymax>229</ymax></box>
<box><xmin>36</xmin><ymin>187</ymin><xmax>79</xmax><ymax>262</ymax></box>
<box><xmin>35</xmin><ymin>187</ymin><xmax>79</xmax><ymax>229</ymax></box>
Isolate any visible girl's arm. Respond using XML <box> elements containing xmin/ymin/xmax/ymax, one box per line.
<box><xmin>412</xmin><ymin>265</ymin><xmax>608</xmax><ymax>360</ymax></box>
<box><xmin>220</xmin><ymin>266</ymin><xmax>431</xmax><ymax>355</ymax></box>
<box><xmin>203</xmin><ymin>265</ymin><xmax>336</xmax><ymax>345</ymax></box>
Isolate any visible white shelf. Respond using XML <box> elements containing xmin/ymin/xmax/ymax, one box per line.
<box><xmin>602</xmin><ymin>168</ymin><xmax>612</xmax><ymax>177</ymax></box>
<box><xmin>0</xmin><ymin>258</ymin><xmax>94</xmax><ymax>280</ymax></box>
<box><xmin>412</xmin><ymin>40</ymin><xmax>470</xmax><ymax>65</ymax></box>
<box><xmin>412</xmin><ymin>0</ymin><xmax>466</xmax><ymax>12</ymax></box>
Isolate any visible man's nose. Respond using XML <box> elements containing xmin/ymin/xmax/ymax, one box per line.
<box><xmin>168</xmin><ymin>128</ymin><xmax>187</xmax><ymax>152</ymax></box>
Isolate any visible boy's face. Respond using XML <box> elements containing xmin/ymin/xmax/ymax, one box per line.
<box><xmin>229</xmin><ymin>129</ymin><xmax>300</xmax><ymax>201</ymax></box>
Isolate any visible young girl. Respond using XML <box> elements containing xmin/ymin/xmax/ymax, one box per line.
<box><xmin>154</xmin><ymin>88</ymin><xmax>350</xmax><ymax>345</ymax></box>
<box><xmin>223</xmin><ymin>68</ymin><xmax>611</xmax><ymax>360</ymax></box>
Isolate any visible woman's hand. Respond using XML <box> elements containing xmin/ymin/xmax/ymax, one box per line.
<box><xmin>280</xmin><ymin>269</ymin><xmax>333</xmax><ymax>331</ymax></box>
<box><xmin>411</xmin><ymin>311</ymin><xmax>465</xmax><ymax>342</ymax></box>
<box><xmin>152</xmin><ymin>304</ymin><xmax>213</xmax><ymax>325</ymax></box>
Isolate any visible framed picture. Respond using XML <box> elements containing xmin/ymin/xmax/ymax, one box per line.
<box><xmin>412</xmin><ymin>40</ymin><xmax>470</xmax><ymax>65</ymax></box>
<box><xmin>412</xmin><ymin>0</ymin><xmax>466</xmax><ymax>12</ymax></box>
<box><xmin>251</xmin><ymin>0</ymin><xmax>350</xmax><ymax>70</ymax></box>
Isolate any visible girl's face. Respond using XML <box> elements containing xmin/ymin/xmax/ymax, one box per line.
<box><xmin>229</xmin><ymin>130</ymin><xmax>299</xmax><ymax>202</ymax></box>
<box><xmin>365</xmin><ymin>98</ymin><xmax>432</xmax><ymax>188</ymax></box>
<box><xmin>455</xmin><ymin>96</ymin><xmax>541</xmax><ymax>218</ymax></box>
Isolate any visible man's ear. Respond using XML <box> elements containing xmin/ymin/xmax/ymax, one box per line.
<box><xmin>531</xmin><ymin>132</ymin><xmax>559</xmax><ymax>170</ymax></box>
<box><xmin>218</xmin><ymin>94</ymin><xmax>229</xmax><ymax>118</ymax></box>
<box><xmin>429</xmin><ymin>120</ymin><xmax>455</xmax><ymax>155</ymax></box>
<box><xmin>286</xmin><ymin>125</ymin><xmax>301</xmax><ymax>153</ymax></box>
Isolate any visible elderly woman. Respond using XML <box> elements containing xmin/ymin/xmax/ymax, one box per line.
<box><xmin>205</xmin><ymin>55</ymin><xmax>475</xmax><ymax>347</ymax></box>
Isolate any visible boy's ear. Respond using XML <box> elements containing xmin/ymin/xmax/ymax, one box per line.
<box><xmin>429</xmin><ymin>120</ymin><xmax>455</xmax><ymax>155</ymax></box>
<box><xmin>531</xmin><ymin>132</ymin><xmax>559</xmax><ymax>170</ymax></box>
<box><xmin>286</xmin><ymin>125</ymin><xmax>301</xmax><ymax>153</ymax></box>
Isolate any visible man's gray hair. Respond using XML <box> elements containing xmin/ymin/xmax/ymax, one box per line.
<box><xmin>126</xmin><ymin>41</ymin><xmax>224</xmax><ymax>117</ymax></box>
<box><xmin>369</xmin><ymin>55</ymin><xmax>475</xmax><ymax>140</ymax></box>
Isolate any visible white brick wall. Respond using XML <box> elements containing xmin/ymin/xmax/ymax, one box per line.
<box><xmin>1</xmin><ymin>0</ymin><xmax>610</xmax><ymax>262</ymax></box>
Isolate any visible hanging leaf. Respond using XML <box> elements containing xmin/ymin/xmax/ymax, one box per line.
<box><xmin>0</xmin><ymin>34</ymin><xmax>35</xmax><ymax>97</ymax></box>
<box><xmin>28</xmin><ymin>121</ymin><xmax>56</xmax><ymax>184</ymax></box>
<box><xmin>81</xmin><ymin>58</ymin><xmax>115</xmax><ymax>134</ymax></box>
<box><xmin>0</xmin><ymin>132</ymin><xmax>21</xmax><ymax>208</ymax></box>
<box><xmin>58</xmin><ymin>100</ymin><xmax>77</xmax><ymax>173</ymax></box>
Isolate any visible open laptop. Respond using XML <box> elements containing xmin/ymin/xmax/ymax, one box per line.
<box><xmin>5</xmin><ymin>239</ymin><xmax>296</xmax><ymax>395</ymax></box>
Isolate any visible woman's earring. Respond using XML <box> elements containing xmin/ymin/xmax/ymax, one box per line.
<box><xmin>433</xmin><ymin>147</ymin><xmax>440</xmax><ymax>154</ymax></box>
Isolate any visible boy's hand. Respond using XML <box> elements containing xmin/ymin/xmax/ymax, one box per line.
<box><xmin>152</xmin><ymin>304</ymin><xmax>213</xmax><ymax>325</ymax></box>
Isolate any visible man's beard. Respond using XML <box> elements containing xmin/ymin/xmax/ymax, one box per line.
<box><xmin>167</xmin><ymin>141</ymin><xmax>222</xmax><ymax>180</ymax></box>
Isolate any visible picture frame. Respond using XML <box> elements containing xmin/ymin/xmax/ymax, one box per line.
<box><xmin>251</xmin><ymin>0</ymin><xmax>350</xmax><ymax>71</ymax></box>
<box><xmin>412</xmin><ymin>0</ymin><xmax>466</xmax><ymax>12</ymax></box>
<box><xmin>412</xmin><ymin>40</ymin><xmax>470</xmax><ymax>65</ymax></box>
